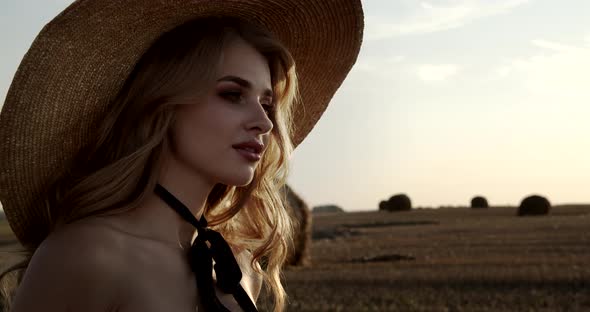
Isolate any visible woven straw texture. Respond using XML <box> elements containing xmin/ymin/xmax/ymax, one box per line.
<box><xmin>0</xmin><ymin>0</ymin><xmax>363</xmax><ymax>246</ymax></box>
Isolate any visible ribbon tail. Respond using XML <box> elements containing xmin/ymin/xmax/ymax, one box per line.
<box><xmin>190</xmin><ymin>238</ymin><xmax>231</xmax><ymax>312</ymax></box>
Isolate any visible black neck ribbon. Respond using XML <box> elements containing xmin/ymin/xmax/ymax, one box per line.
<box><xmin>154</xmin><ymin>183</ymin><xmax>258</xmax><ymax>312</ymax></box>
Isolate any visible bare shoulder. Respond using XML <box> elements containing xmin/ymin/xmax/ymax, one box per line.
<box><xmin>11</xmin><ymin>220</ymin><xmax>130</xmax><ymax>312</ymax></box>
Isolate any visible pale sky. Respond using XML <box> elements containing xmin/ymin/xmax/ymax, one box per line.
<box><xmin>1</xmin><ymin>0</ymin><xmax>589</xmax><ymax>211</ymax></box>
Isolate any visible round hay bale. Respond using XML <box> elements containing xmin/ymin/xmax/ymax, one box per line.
<box><xmin>281</xmin><ymin>184</ymin><xmax>312</xmax><ymax>266</ymax></box>
<box><xmin>517</xmin><ymin>195</ymin><xmax>551</xmax><ymax>216</ymax></box>
<box><xmin>384</xmin><ymin>194</ymin><xmax>412</xmax><ymax>212</ymax></box>
<box><xmin>312</xmin><ymin>205</ymin><xmax>344</xmax><ymax>213</ymax></box>
<box><xmin>471</xmin><ymin>196</ymin><xmax>489</xmax><ymax>209</ymax></box>
<box><xmin>378</xmin><ymin>200</ymin><xmax>388</xmax><ymax>211</ymax></box>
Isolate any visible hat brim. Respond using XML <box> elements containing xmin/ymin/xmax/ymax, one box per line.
<box><xmin>0</xmin><ymin>0</ymin><xmax>363</xmax><ymax>246</ymax></box>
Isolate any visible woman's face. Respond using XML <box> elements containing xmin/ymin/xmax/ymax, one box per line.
<box><xmin>169</xmin><ymin>37</ymin><xmax>274</xmax><ymax>187</ymax></box>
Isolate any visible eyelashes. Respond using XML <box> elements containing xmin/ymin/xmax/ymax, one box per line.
<box><xmin>220</xmin><ymin>90</ymin><xmax>242</xmax><ymax>103</ymax></box>
<box><xmin>219</xmin><ymin>90</ymin><xmax>275</xmax><ymax>116</ymax></box>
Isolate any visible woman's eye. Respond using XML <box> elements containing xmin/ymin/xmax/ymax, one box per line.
<box><xmin>262</xmin><ymin>104</ymin><xmax>275</xmax><ymax>115</ymax></box>
<box><xmin>220</xmin><ymin>90</ymin><xmax>242</xmax><ymax>102</ymax></box>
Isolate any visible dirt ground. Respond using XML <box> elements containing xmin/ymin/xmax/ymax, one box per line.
<box><xmin>1</xmin><ymin>206</ymin><xmax>588</xmax><ymax>311</ymax></box>
<box><xmin>277</xmin><ymin>206</ymin><xmax>590</xmax><ymax>311</ymax></box>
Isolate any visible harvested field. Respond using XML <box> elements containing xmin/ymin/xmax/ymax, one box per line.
<box><xmin>1</xmin><ymin>206</ymin><xmax>588</xmax><ymax>311</ymax></box>
<box><xmin>278</xmin><ymin>206</ymin><xmax>590</xmax><ymax>311</ymax></box>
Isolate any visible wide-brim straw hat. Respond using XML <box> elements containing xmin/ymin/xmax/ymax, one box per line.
<box><xmin>0</xmin><ymin>0</ymin><xmax>364</xmax><ymax>247</ymax></box>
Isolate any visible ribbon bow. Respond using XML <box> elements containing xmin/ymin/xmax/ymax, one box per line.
<box><xmin>155</xmin><ymin>184</ymin><xmax>258</xmax><ymax>312</ymax></box>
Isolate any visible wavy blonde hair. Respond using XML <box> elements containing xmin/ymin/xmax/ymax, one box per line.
<box><xmin>0</xmin><ymin>17</ymin><xmax>297</xmax><ymax>312</ymax></box>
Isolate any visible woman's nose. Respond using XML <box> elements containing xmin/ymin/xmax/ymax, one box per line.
<box><xmin>246</xmin><ymin>97</ymin><xmax>274</xmax><ymax>134</ymax></box>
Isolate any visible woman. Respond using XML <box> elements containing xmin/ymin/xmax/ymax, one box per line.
<box><xmin>0</xmin><ymin>1</ymin><xmax>363</xmax><ymax>311</ymax></box>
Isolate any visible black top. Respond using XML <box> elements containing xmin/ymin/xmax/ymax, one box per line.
<box><xmin>154</xmin><ymin>184</ymin><xmax>258</xmax><ymax>312</ymax></box>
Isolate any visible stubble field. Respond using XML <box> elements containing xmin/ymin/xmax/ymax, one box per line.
<box><xmin>1</xmin><ymin>206</ymin><xmax>589</xmax><ymax>311</ymax></box>
<box><xmin>278</xmin><ymin>206</ymin><xmax>590</xmax><ymax>311</ymax></box>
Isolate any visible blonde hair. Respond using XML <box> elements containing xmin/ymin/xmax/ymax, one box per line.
<box><xmin>1</xmin><ymin>17</ymin><xmax>297</xmax><ymax>312</ymax></box>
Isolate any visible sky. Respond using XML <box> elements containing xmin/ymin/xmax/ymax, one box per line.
<box><xmin>1</xmin><ymin>0</ymin><xmax>589</xmax><ymax>212</ymax></box>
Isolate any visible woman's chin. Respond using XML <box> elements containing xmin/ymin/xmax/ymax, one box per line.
<box><xmin>222</xmin><ymin>171</ymin><xmax>255</xmax><ymax>187</ymax></box>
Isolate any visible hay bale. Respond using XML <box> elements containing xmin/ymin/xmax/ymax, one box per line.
<box><xmin>281</xmin><ymin>184</ymin><xmax>312</xmax><ymax>266</ymax></box>
<box><xmin>378</xmin><ymin>200</ymin><xmax>388</xmax><ymax>211</ymax></box>
<box><xmin>471</xmin><ymin>196</ymin><xmax>489</xmax><ymax>209</ymax></box>
<box><xmin>381</xmin><ymin>194</ymin><xmax>412</xmax><ymax>212</ymax></box>
<box><xmin>312</xmin><ymin>205</ymin><xmax>344</xmax><ymax>213</ymax></box>
<box><xmin>517</xmin><ymin>195</ymin><xmax>551</xmax><ymax>216</ymax></box>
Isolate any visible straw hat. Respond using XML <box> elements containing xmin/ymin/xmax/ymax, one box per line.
<box><xmin>0</xmin><ymin>0</ymin><xmax>364</xmax><ymax>247</ymax></box>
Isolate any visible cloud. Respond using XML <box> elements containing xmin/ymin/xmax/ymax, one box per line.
<box><xmin>495</xmin><ymin>65</ymin><xmax>512</xmax><ymax>77</ymax></box>
<box><xmin>352</xmin><ymin>54</ymin><xmax>460</xmax><ymax>83</ymax></box>
<box><xmin>355</xmin><ymin>55</ymin><xmax>405</xmax><ymax>72</ymax></box>
<box><xmin>498</xmin><ymin>37</ymin><xmax>590</xmax><ymax>101</ymax></box>
<box><xmin>531</xmin><ymin>39</ymin><xmax>581</xmax><ymax>52</ymax></box>
<box><xmin>366</xmin><ymin>0</ymin><xmax>531</xmax><ymax>40</ymax></box>
<box><xmin>417</xmin><ymin>64</ymin><xmax>460</xmax><ymax>81</ymax></box>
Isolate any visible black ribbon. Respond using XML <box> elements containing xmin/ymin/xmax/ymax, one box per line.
<box><xmin>154</xmin><ymin>184</ymin><xmax>258</xmax><ymax>312</ymax></box>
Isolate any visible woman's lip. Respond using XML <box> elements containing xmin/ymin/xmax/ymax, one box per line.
<box><xmin>234</xmin><ymin>147</ymin><xmax>261</xmax><ymax>162</ymax></box>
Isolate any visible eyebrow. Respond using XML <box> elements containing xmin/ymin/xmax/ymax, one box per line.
<box><xmin>217</xmin><ymin>75</ymin><xmax>273</xmax><ymax>98</ymax></box>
